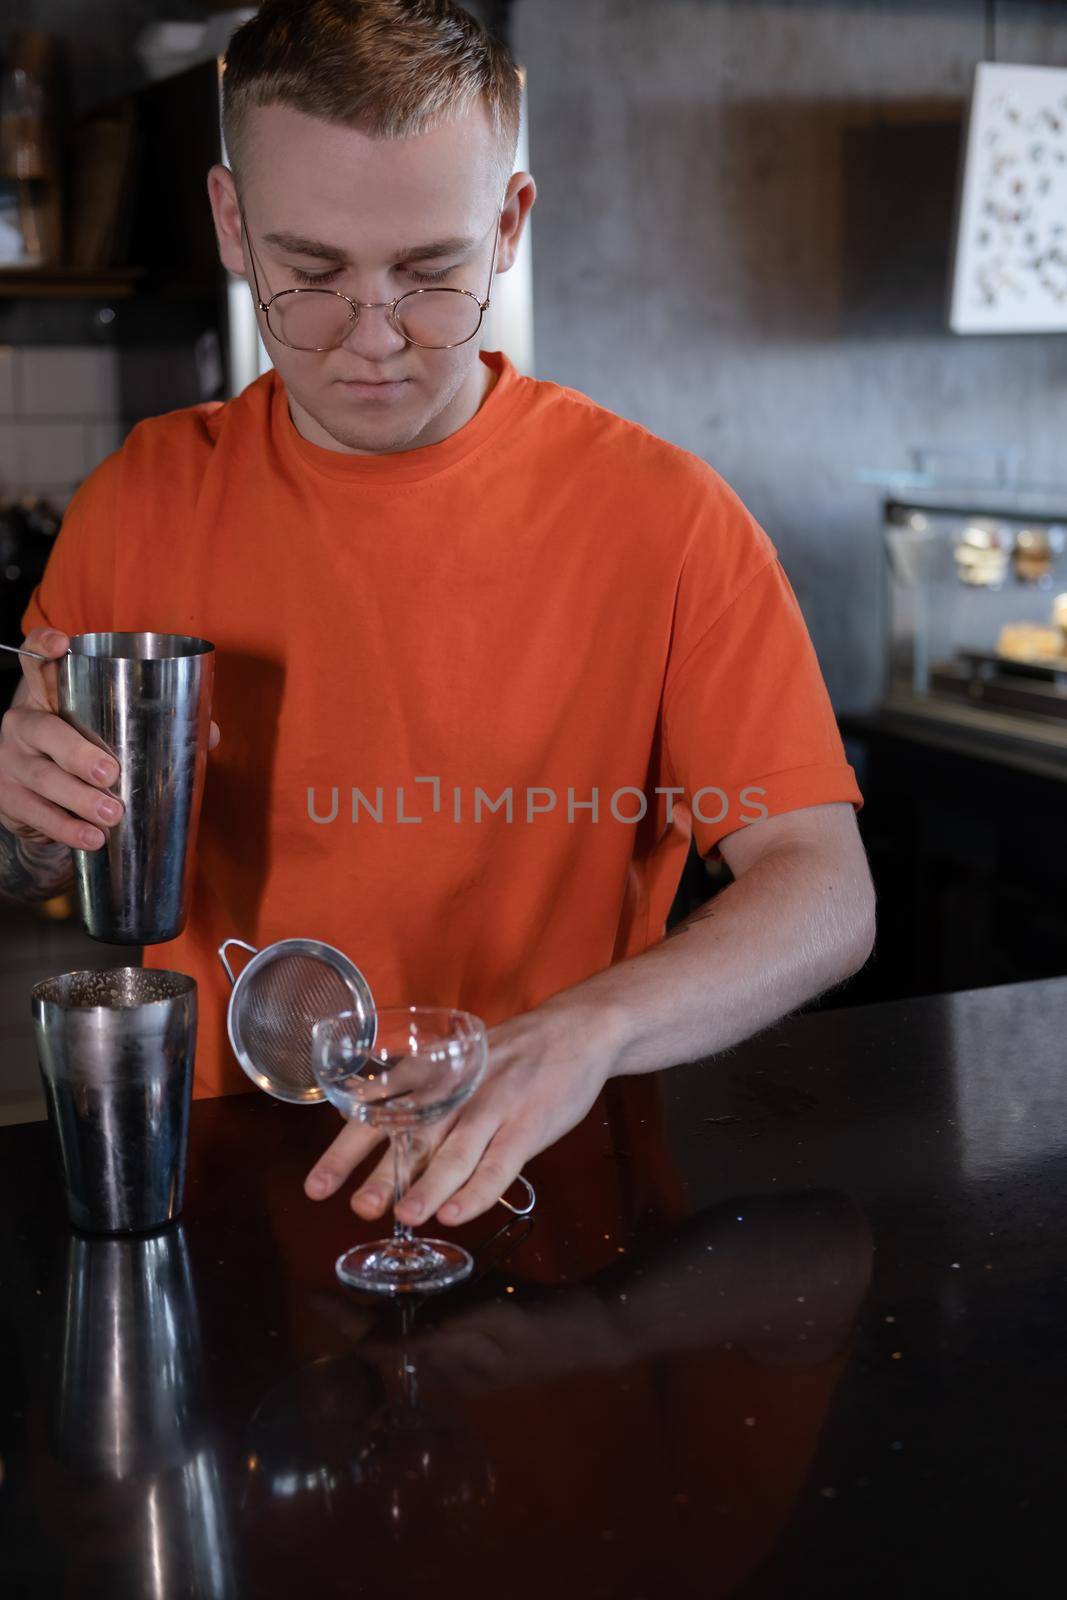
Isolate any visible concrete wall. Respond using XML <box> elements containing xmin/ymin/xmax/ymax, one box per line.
<box><xmin>511</xmin><ymin>0</ymin><xmax>1067</xmax><ymax>710</ymax></box>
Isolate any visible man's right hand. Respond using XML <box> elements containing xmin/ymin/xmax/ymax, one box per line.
<box><xmin>0</xmin><ymin>629</ymin><xmax>123</xmax><ymax>852</ymax></box>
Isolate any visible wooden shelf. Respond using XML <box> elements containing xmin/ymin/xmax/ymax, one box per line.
<box><xmin>0</xmin><ymin>267</ymin><xmax>147</xmax><ymax>300</ymax></box>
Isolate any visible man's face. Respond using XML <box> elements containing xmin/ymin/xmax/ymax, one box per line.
<box><xmin>211</xmin><ymin>101</ymin><xmax>514</xmax><ymax>454</ymax></box>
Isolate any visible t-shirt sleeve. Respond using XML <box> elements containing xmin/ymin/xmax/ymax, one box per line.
<box><xmin>20</xmin><ymin>450</ymin><xmax>123</xmax><ymax>639</ymax></box>
<box><xmin>660</xmin><ymin>481</ymin><xmax>863</xmax><ymax>860</ymax></box>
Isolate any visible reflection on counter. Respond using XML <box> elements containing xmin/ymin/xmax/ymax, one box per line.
<box><xmin>946</xmin><ymin>981</ymin><xmax>1067</xmax><ymax>1185</ymax></box>
<box><xmin>46</xmin><ymin>1226</ymin><xmax>235</xmax><ymax>1597</ymax></box>
<box><xmin>240</xmin><ymin>1183</ymin><xmax>872</xmax><ymax>1600</ymax></box>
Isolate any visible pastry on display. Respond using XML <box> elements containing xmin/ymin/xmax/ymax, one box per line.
<box><xmin>997</xmin><ymin>621</ymin><xmax>1067</xmax><ymax>664</ymax></box>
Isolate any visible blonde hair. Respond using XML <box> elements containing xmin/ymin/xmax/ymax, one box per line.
<box><xmin>222</xmin><ymin>0</ymin><xmax>521</xmax><ymax>186</ymax></box>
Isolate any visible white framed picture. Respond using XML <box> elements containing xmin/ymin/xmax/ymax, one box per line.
<box><xmin>948</xmin><ymin>62</ymin><xmax>1067</xmax><ymax>335</ymax></box>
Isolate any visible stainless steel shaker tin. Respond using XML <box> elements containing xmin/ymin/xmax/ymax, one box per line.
<box><xmin>58</xmin><ymin>632</ymin><xmax>214</xmax><ymax>945</ymax></box>
<box><xmin>31</xmin><ymin>966</ymin><xmax>197</xmax><ymax>1234</ymax></box>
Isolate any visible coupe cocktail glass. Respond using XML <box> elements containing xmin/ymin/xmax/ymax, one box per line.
<box><xmin>311</xmin><ymin>1006</ymin><xmax>488</xmax><ymax>1294</ymax></box>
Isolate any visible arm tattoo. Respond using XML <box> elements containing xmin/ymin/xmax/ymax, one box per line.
<box><xmin>664</xmin><ymin>897</ymin><xmax>723</xmax><ymax>939</ymax></box>
<box><xmin>0</xmin><ymin>827</ymin><xmax>74</xmax><ymax>905</ymax></box>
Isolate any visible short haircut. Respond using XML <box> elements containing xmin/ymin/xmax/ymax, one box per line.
<box><xmin>222</xmin><ymin>0</ymin><xmax>522</xmax><ymax>189</ymax></box>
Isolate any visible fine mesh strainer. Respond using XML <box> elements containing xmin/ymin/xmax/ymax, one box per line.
<box><xmin>218</xmin><ymin>937</ymin><xmax>377</xmax><ymax>1104</ymax></box>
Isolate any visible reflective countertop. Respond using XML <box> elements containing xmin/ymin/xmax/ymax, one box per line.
<box><xmin>2</xmin><ymin>975</ymin><xmax>1066</xmax><ymax>1597</ymax></box>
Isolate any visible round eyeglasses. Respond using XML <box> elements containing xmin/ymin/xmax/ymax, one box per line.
<box><xmin>238</xmin><ymin>201</ymin><xmax>503</xmax><ymax>353</ymax></box>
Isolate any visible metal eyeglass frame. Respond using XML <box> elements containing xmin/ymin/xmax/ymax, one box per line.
<box><xmin>238</xmin><ymin>195</ymin><xmax>505</xmax><ymax>353</ymax></box>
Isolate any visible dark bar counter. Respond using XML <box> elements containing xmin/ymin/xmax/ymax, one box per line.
<box><xmin>2</xmin><ymin>975</ymin><xmax>1065</xmax><ymax>1598</ymax></box>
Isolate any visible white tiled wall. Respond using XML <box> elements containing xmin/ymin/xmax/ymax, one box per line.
<box><xmin>0</xmin><ymin>345</ymin><xmax>126</xmax><ymax>511</ymax></box>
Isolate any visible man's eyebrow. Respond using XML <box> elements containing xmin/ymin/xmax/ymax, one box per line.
<box><xmin>260</xmin><ymin>230</ymin><xmax>477</xmax><ymax>263</ymax></box>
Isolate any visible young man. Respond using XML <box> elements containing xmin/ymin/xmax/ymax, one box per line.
<box><xmin>0</xmin><ymin>0</ymin><xmax>873</xmax><ymax>1230</ymax></box>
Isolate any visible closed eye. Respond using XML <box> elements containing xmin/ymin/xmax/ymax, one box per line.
<box><xmin>291</xmin><ymin>266</ymin><xmax>342</xmax><ymax>287</ymax></box>
<box><xmin>406</xmin><ymin>265</ymin><xmax>456</xmax><ymax>285</ymax></box>
<box><xmin>289</xmin><ymin>263</ymin><xmax>458</xmax><ymax>288</ymax></box>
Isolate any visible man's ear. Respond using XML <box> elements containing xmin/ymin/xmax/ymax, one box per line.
<box><xmin>206</xmin><ymin>164</ymin><xmax>246</xmax><ymax>278</ymax></box>
<box><xmin>497</xmin><ymin>171</ymin><xmax>536</xmax><ymax>275</ymax></box>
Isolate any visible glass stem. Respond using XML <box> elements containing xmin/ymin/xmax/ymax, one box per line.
<box><xmin>392</xmin><ymin>1129</ymin><xmax>414</xmax><ymax>1244</ymax></box>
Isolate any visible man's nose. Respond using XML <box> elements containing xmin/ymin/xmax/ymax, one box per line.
<box><xmin>338</xmin><ymin>301</ymin><xmax>409</xmax><ymax>359</ymax></box>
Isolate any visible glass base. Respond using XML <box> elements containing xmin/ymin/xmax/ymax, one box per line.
<box><xmin>335</xmin><ymin>1236</ymin><xmax>474</xmax><ymax>1296</ymax></box>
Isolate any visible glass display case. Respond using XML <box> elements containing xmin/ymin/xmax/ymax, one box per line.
<box><xmin>883</xmin><ymin>487</ymin><xmax>1067</xmax><ymax>742</ymax></box>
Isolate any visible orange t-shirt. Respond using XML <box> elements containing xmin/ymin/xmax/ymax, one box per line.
<box><xmin>23</xmin><ymin>350</ymin><xmax>862</xmax><ymax>1097</ymax></box>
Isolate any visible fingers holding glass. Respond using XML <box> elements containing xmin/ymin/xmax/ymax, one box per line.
<box><xmin>350</xmin><ymin>1124</ymin><xmax>443</xmax><ymax>1220</ymax></box>
<box><xmin>434</xmin><ymin>1139</ymin><xmax>526</xmax><ymax>1228</ymax></box>
<box><xmin>391</xmin><ymin>1119</ymin><xmax>499</xmax><ymax>1227</ymax></box>
<box><xmin>310</xmin><ymin>1006</ymin><xmax>488</xmax><ymax>1295</ymax></box>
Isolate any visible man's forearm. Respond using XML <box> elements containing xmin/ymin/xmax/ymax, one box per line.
<box><xmin>541</xmin><ymin>840</ymin><xmax>875</xmax><ymax>1078</ymax></box>
<box><xmin>0</xmin><ymin>827</ymin><xmax>74</xmax><ymax>905</ymax></box>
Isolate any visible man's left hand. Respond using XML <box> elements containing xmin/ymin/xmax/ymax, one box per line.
<box><xmin>303</xmin><ymin>995</ymin><xmax>627</xmax><ymax>1227</ymax></box>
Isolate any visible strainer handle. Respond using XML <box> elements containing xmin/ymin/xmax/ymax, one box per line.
<box><xmin>497</xmin><ymin>1173</ymin><xmax>536</xmax><ymax>1217</ymax></box>
<box><xmin>218</xmin><ymin>938</ymin><xmax>259</xmax><ymax>988</ymax></box>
